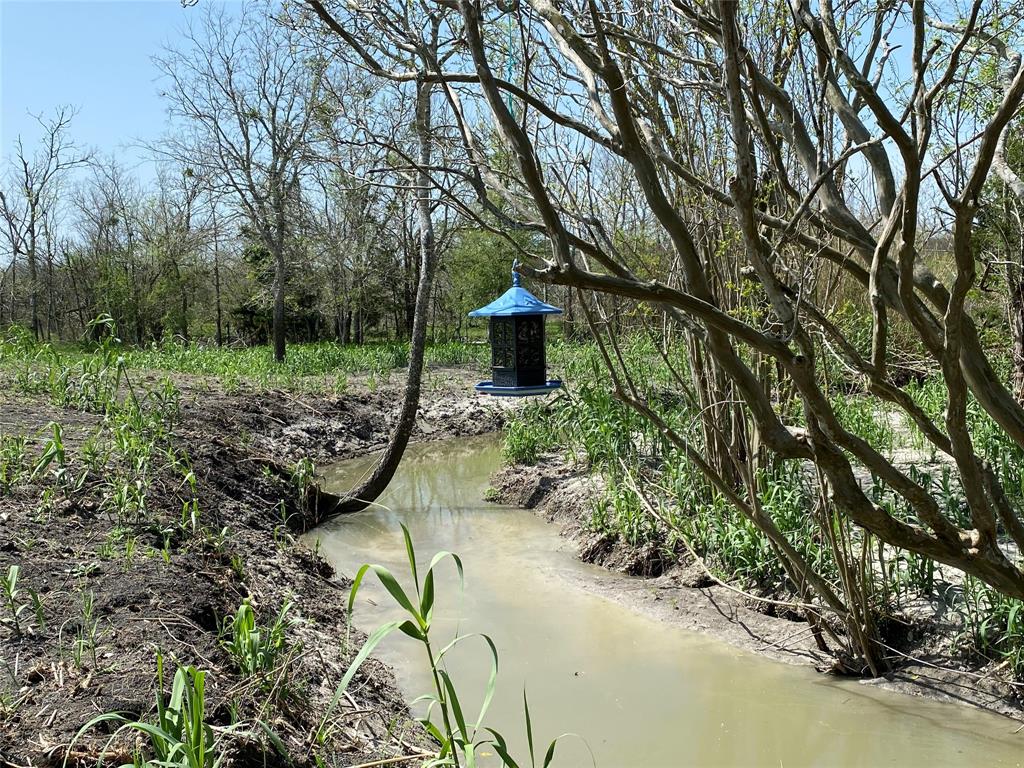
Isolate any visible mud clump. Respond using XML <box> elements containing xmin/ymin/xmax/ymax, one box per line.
<box><xmin>490</xmin><ymin>457</ymin><xmax>670</xmax><ymax>575</ymax></box>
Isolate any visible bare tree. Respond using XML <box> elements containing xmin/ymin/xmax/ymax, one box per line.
<box><xmin>139</xmin><ymin>167</ymin><xmax>206</xmax><ymax>340</ymax></box>
<box><xmin>961</xmin><ymin>14</ymin><xmax>1024</xmax><ymax>398</ymax></box>
<box><xmin>72</xmin><ymin>158</ymin><xmax>151</xmax><ymax>341</ymax></box>
<box><xmin>0</xmin><ymin>107</ymin><xmax>90</xmax><ymax>338</ymax></box>
<box><xmin>299</xmin><ymin>0</ymin><xmax>465</xmax><ymax>514</ymax></box>
<box><xmin>156</xmin><ymin>1</ymin><xmax>325</xmax><ymax>361</ymax></box>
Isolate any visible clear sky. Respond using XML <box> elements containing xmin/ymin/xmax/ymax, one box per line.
<box><xmin>0</xmin><ymin>0</ymin><xmax>235</xmax><ymax>181</ymax></box>
<box><xmin>0</xmin><ymin>0</ymin><xmax>917</xmax><ymax>196</ymax></box>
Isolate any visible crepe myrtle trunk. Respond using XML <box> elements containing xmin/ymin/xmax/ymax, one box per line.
<box><xmin>27</xmin><ymin>230</ymin><xmax>40</xmax><ymax>340</ymax></box>
<box><xmin>319</xmin><ymin>80</ymin><xmax>438</xmax><ymax>516</ymax></box>
<box><xmin>273</xmin><ymin>244</ymin><xmax>286</xmax><ymax>362</ymax></box>
<box><xmin>1010</xmin><ymin>267</ymin><xmax>1024</xmax><ymax>402</ymax></box>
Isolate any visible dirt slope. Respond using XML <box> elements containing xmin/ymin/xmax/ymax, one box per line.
<box><xmin>0</xmin><ymin>373</ymin><xmax>504</xmax><ymax>766</ymax></box>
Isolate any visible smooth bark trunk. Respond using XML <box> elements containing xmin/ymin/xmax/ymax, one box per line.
<box><xmin>1010</xmin><ymin>266</ymin><xmax>1024</xmax><ymax>402</ymax></box>
<box><xmin>315</xmin><ymin>80</ymin><xmax>437</xmax><ymax>519</ymax></box>
<box><xmin>273</xmin><ymin>246</ymin><xmax>286</xmax><ymax>362</ymax></box>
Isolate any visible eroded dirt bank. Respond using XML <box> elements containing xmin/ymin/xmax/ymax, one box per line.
<box><xmin>0</xmin><ymin>372</ymin><xmax>505</xmax><ymax>766</ymax></box>
<box><xmin>490</xmin><ymin>454</ymin><xmax>1024</xmax><ymax>722</ymax></box>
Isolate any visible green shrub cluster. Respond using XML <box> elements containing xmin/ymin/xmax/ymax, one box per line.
<box><xmin>505</xmin><ymin>336</ymin><xmax>1024</xmax><ymax>676</ymax></box>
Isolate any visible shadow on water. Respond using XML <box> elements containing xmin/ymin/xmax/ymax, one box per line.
<box><xmin>307</xmin><ymin>434</ymin><xmax>1024</xmax><ymax>768</ymax></box>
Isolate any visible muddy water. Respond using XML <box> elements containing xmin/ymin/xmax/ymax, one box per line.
<box><xmin>308</xmin><ymin>435</ymin><xmax>1023</xmax><ymax>767</ymax></box>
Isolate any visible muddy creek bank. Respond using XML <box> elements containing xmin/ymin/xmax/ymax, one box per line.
<box><xmin>309</xmin><ymin>435</ymin><xmax>1024</xmax><ymax>767</ymax></box>
<box><xmin>491</xmin><ymin>453</ymin><xmax>1024</xmax><ymax>718</ymax></box>
<box><xmin>0</xmin><ymin>376</ymin><xmax>502</xmax><ymax>765</ymax></box>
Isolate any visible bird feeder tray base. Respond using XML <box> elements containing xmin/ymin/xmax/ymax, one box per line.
<box><xmin>474</xmin><ymin>380</ymin><xmax>563</xmax><ymax>397</ymax></box>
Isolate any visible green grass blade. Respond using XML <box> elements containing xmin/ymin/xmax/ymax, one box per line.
<box><xmin>475</xmin><ymin>634</ymin><xmax>499</xmax><ymax>729</ymax></box>
<box><xmin>318</xmin><ymin>620</ymin><xmax>402</xmax><ymax>738</ymax></box>
<box><xmin>541</xmin><ymin>739</ymin><xmax>558</xmax><ymax>768</ymax></box>
<box><xmin>401</xmin><ymin>522</ymin><xmax>420</xmax><ymax>598</ymax></box>
<box><xmin>398</xmin><ymin>619</ymin><xmax>425</xmax><ymax>641</ymax></box>
<box><xmin>421</xmin><ymin>568</ymin><xmax>435</xmax><ymax>623</ymax></box>
<box><xmin>483</xmin><ymin>728</ymin><xmax>522</xmax><ymax>768</ymax></box>
<box><xmin>439</xmin><ymin>669</ymin><xmax>470</xmax><ymax>742</ymax></box>
<box><xmin>347</xmin><ymin>563</ymin><xmax>372</xmax><ymax>619</ymax></box>
<box><xmin>427</xmin><ymin>551</ymin><xmax>464</xmax><ymax>589</ymax></box>
<box><xmin>524</xmin><ymin>689</ymin><xmax>535</xmax><ymax>768</ymax></box>
<box><xmin>371</xmin><ymin>564</ymin><xmax>421</xmax><ymax>624</ymax></box>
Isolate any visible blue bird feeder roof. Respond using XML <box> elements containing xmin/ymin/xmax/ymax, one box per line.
<box><xmin>468</xmin><ymin>270</ymin><xmax>562</xmax><ymax>317</ymax></box>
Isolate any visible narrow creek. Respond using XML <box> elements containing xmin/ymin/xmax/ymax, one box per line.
<box><xmin>307</xmin><ymin>435</ymin><xmax>1024</xmax><ymax>767</ymax></box>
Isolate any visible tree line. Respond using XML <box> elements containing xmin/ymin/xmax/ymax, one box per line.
<box><xmin>0</xmin><ymin>3</ymin><xmax>552</xmax><ymax>357</ymax></box>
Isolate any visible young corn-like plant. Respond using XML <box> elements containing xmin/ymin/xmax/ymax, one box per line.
<box><xmin>66</xmin><ymin>653</ymin><xmax>232</xmax><ymax>768</ymax></box>
<box><xmin>2</xmin><ymin>565</ymin><xmax>27</xmax><ymax>636</ymax></box>
<box><xmin>223</xmin><ymin>598</ymin><xmax>293</xmax><ymax>678</ymax></box>
<box><xmin>0</xmin><ymin>434</ymin><xmax>29</xmax><ymax>494</ymax></box>
<box><xmin>319</xmin><ymin>524</ymin><xmax>568</xmax><ymax>767</ymax></box>
<box><xmin>28</xmin><ymin>587</ymin><xmax>45</xmax><ymax>632</ymax></box>
<box><xmin>953</xmin><ymin>577</ymin><xmax>1024</xmax><ymax>678</ymax></box>
<box><xmin>30</xmin><ymin>422</ymin><xmax>67</xmax><ymax>486</ymax></box>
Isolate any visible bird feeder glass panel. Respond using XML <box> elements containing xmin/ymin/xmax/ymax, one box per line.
<box><xmin>514</xmin><ymin>315</ymin><xmax>545</xmax><ymax>384</ymax></box>
<box><xmin>490</xmin><ymin>316</ymin><xmax>516</xmax><ymax>371</ymax></box>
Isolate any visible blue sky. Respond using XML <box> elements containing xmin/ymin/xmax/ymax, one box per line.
<box><xmin>0</xmin><ymin>0</ymin><xmax>235</xmax><ymax>179</ymax></box>
<box><xmin>0</xmin><ymin>0</ymin><xmax>919</xmax><ymax>199</ymax></box>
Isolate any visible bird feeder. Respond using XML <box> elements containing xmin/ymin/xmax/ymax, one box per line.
<box><xmin>469</xmin><ymin>266</ymin><xmax>562</xmax><ymax>397</ymax></box>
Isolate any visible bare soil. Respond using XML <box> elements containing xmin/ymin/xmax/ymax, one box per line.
<box><xmin>0</xmin><ymin>370</ymin><xmax>505</xmax><ymax>767</ymax></box>
<box><xmin>489</xmin><ymin>454</ymin><xmax>1024</xmax><ymax>723</ymax></box>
